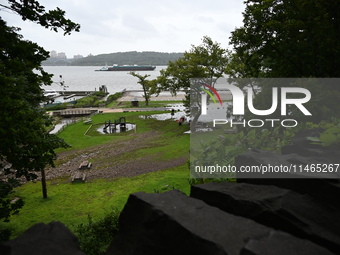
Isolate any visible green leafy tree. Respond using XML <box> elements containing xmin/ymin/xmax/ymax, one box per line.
<box><xmin>0</xmin><ymin>0</ymin><xmax>80</xmax><ymax>35</ymax></box>
<box><xmin>229</xmin><ymin>0</ymin><xmax>340</xmax><ymax>78</ymax></box>
<box><xmin>228</xmin><ymin>0</ymin><xmax>340</xmax><ymax>123</ymax></box>
<box><xmin>0</xmin><ymin>0</ymin><xmax>79</xmax><ymax>212</ymax></box>
<box><xmin>129</xmin><ymin>72</ymin><xmax>155</xmax><ymax>106</ymax></box>
<box><xmin>156</xmin><ymin>36</ymin><xmax>230</xmax><ymax>128</ymax></box>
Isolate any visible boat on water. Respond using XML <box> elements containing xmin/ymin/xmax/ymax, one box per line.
<box><xmin>44</xmin><ymin>89</ymin><xmax>60</xmax><ymax>98</ymax></box>
<box><xmin>95</xmin><ymin>64</ymin><xmax>156</xmax><ymax>71</ymax></box>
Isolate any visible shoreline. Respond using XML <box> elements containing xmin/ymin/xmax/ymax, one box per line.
<box><xmin>117</xmin><ymin>90</ymin><xmax>186</xmax><ymax>102</ymax></box>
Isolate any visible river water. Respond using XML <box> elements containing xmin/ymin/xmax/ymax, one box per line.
<box><xmin>41</xmin><ymin>66</ymin><xmax>167</xmax><ymax>94</ymax></box>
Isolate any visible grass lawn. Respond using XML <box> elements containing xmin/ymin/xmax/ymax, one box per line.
<box><xmin>57</xmin><ymin>110</ymin><xmax>187</xmax><ymax>151</ymax></box>
<box><xmin>4</xmin><ymin>110</ymin><xmax>191</xmax><ymax>239</ymax></box>
<box><xmin>6</xmin><ymin>164</ymin><xmax>190</xmax><ymax>238</ymax></box>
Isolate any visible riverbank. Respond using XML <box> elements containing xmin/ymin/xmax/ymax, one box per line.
<box><xmin>117</xmin><ymin>90</ymin><xmax>186</xmax><ymax>102</ymax></box>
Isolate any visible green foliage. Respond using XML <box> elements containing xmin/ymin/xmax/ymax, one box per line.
<box><xmin>92</xmin><ymin>91</ymin><xmax>107</xmax><ymax>97</ymax></box>
<box><xmin>156</xmin><ymin>36</ymin><xmax>230</xmax><ymax>128</ymax></box>
<box><xmin>0</xmin><ymin>18</ymin><xmax>70</xmax><ymax>185</ymax></box>
<box><xmin>74</xmin><ymin>209</ymin><xmax>120</xmax><ymax>255</ymax></box>
<box><xmin>1</xmin><ymin>0</ymin><xmax>80</xmax><ymax>35</ymax></box>
<box><xmin>158</xmin><ymin>36</ymin><xmax>230</xmax><ymax>93</ymax></box>
<box><xmin>0</xmin><ymin>1</ymin><xmax>78</xmax><ymax>202</ymax></box>
<box><xmin>130</xmin><ymin>71</ymin><xmax>155</xmax><ymax>106</ymax></box>
<box><xmin>190</xmin><ymin>133</ymin><xmax>245</xmax><ymax>179</ymax></box>
<box><xmin>0</xmin><ymin>182</ymin><xmax>24</xmax><ymax>223</ymax></box>
<box><xmin>307</xmin><ymin>121</ymin><xmax>340</xmax><ymax>148</ymax></box>
<box><xmin>44</xmin><ymin>102</ymin><xmax>68</xmax><ymax>111</ymax></box>
<box><xmin>0</xmin><ymin>181</ymin><xmax>24</xmax><ymax>242</ymax></box>
<box><xmin>188</xmin><ymin>178</ymin><xmax>236</xmax><ymax>186</ymax></box>
<box><xmin>106</xmin><ymin>92</ymin><xmax>123</xmax><ymax>105</ymax></box>
<box><xmin>236</xmin><ymin>127</ymin><xmax>296</xmax><ymax>153</ymax></box>
<box><xmin>0</xmin><ymin>225</ymin><xmax>12</xmax><ymax>243</ymax></box>
<box><xmin>229</xmin><ymin>0</ymin><xmax>340</xmax><ymax>77</ymax></box>
<box><xmin>234</xmin><ymin>119</ymin><xmax>340</xmax><ymax>153</ymax></box>
<box><xmin>74</xmin><ymin>92</ymin><xmax>106</xmax><ymax>108</ymax></box>
<box><xmin>318</xmin><ymin>128</ymin><xmax>340</xmax><ymax>148</ymax></box>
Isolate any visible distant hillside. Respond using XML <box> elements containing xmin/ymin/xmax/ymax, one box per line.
<box><xmin>43</xmin><ymin>51</ymin><xmax>184</xmax><ymax>66</ymax></box>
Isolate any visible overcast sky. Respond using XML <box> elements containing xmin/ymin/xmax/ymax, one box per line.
<box><xmin>1</xmin><ymin>0</ymin><xmax>245</xmax><ymax>58</ymax></box>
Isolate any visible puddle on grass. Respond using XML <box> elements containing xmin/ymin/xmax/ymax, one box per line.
<box><xmin>49</xmin><ymin>118</ymin><xmax>77</xmax><ymax>134</ymax></box>
<box><xmin>140</xmin><ymin>103</ymin><xmax>186</xmax><ymax>121</ymax></box>
<box><xmin>97</xmin><ymin>123</ymin><xmax>136</xmax><ymax>134</ymax></box>
<box><xmin>140</xmin><ymin>111</ymin><xmax>186</xmax><ymax>121</ymax></box>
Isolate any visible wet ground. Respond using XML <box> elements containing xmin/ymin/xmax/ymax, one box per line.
<box><xmin>43</xmin><ymin>131</ymin><xmax>188</xmax><ymax>182</ymax></box>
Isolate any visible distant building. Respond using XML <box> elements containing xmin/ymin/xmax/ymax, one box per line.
<box><xmin>73</xmin><ymin>54</ymin><xmax>83</xmax><ymax>59</ymax></box>
<box><xmin>50</xmin><ymin>50</ymin><xmax>57</xmax><ymax>58</ymax></box>
<box><xmin>50</xmin><ymin>50</ymin><xmax>67</xmax><ymax>59</ymax></box>
<box><xmin>57</xmin><ymin>52</ymin><xmax>67</xmax><ymax>59</ymax></box>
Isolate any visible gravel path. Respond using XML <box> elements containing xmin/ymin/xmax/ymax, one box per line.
<box><xmin>44</xmin><ymin>131</ymin><xmax>187</xmax><ymax>182</ymax></box>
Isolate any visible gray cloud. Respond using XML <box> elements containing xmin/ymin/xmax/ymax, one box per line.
<box><xmin>1</xmin><ymin>0</ymin><xmax>245</xmax><ymax>57</ymax></box>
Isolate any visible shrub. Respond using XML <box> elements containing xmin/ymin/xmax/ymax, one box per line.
<box><xmin>106</xmin><ymin>92</ymin><xmax>122</xmax><ymax>104</ymax></box>
<box><xmin>44</xmin><ymin>102</ymin><xmax>68</xmax><ymax>111</ymax></box>
<box><xmin>92</xmin><ymin>91</ymin><xmax>107</xmax><ymax>97</ymax></box>
<box><xmin>74</xmin><ymin>96</ymin><xmax>96</xmax><ymax>108</ymax></box>
<box><xmin>74</xmin><ymin>209</ymin><xmax>120</xmax><ymax>255</ymax></box>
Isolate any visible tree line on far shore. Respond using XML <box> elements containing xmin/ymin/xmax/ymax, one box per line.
<box><xmin>43</xmin><ymin>51</ymin><xmax>184</xmax><ymax>66</ymax></box>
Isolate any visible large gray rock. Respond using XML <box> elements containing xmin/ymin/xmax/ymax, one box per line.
<box><xmin>240</xmin><ymin>231</ymin><xmax>331</xmax><ymax>255</ymax></box>
<box><xmin>107</xmin><ymin>190</ymin><xmax>334</xmax><ymax>255</ymax></box>
<box><xmin>0</xmin><ymin>221</ymin><xmax>85</xmax><ymax>255</ymax></box>
<box><xmin>190</xmin><ymin>182</ymin><xmax>340</xmax><ymax>254</ymax></box>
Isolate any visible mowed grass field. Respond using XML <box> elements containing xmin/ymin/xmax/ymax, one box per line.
<box><xmin>4</xmin><ymin>111</ymin><xmax>190</xmax><ymax>238</ymax></box>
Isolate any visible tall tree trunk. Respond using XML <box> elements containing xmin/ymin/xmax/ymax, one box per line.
<box><xmin>41</xmin><ymin>169</ymin><xmax>48</xmax><ymax>199</ymax></box>
<box><xmin>142</xmin><ymin>85</ymin><xmax>149</xmax><ymax>106</ymax></box>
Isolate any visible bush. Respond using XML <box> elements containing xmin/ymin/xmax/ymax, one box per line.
<box><xmin>74</xmin><ymin>91</ymin><xmax>107</xmax><ymax>108</ymax></box>
<box><xmin>106</xmin><ymin>92</ymin><xmax>122</xmax><ymax>105</ymax></box>
<box><xmin>74</xmin><ymin>209</ymin><xmax>120</xmax><ymax>255</ymax></box>
<box><xmin>92</xmin><ymin>91</ymin><xmax>107</xmax><ymax>97</ymax></box>
<box><xmin>44</xmin><ymin>102</ymin><xmax>68</xmax><ymax>111</ymax></box>
<box><xmin>0</xmin><ymin>225</ymin><xmax>12</xmax><ymax>242</ymax></box>
<box><xmin>74</xmin><ymin>96</ymin><xmax>96</xmax><ymax>108</ymax></box>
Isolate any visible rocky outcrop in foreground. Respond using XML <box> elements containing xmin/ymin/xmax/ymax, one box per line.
<box><xmin>1</xmin><ymin>179</ymin><xmax>339</xmax><ymax>255</ymax></box>
<box><xmin>107</xmin><ymin>188</ymin><xmax>337</xmax><ymax>255</ymax></box>
<box><xmin>0</xmin><ymin>221</ymin><xmax>85</xmax><ymax>255</ymax></box>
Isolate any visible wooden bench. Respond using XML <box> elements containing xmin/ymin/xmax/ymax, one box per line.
<box><xmin>79</xmin><ymin>160</ymin><xmax>92</xmax><ymax>169</ymax></box>
<box><xmin>71</xmin><ymin>171</ymin><xmax>86</xmax><ymax>183</ymax></box>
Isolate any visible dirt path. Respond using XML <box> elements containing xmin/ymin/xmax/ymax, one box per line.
<box><xmin>44</xmin><ymin>131</ymin><xmax>187</xmax><ymax>182</ymax></box>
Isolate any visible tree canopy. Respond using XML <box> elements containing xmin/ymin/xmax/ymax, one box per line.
<box><xmin>130</xmin><ymin>71</ymin><xmax>155</xmax><ymax>106</ymax></box>
<box><xmin>229</xmin><ymin>0</ymin><xmax>340</xmax><ymax>78</ymax></box>
<box><xmin>0</xmin><ymin>0</ymin><xmax>80</xmax><ymax>35</ymax></box>
<box><xmin>0</xmin><ymin>0</ymin><xmax>79</xmax><ymax>228</ymax></box>
<box><xmin>155</xmin><ymin>36</ymin><xmax>230</xmax><ymax>128</ymax></box>
<box><xmin>157</xmin><ymin>36</ymin><xmax>230</xmax><ymax>93</ymax></box>
<box><xmin>227</xmin><ymin>0</ymin><xmax>340</xmax><ymax>124</ymax></box>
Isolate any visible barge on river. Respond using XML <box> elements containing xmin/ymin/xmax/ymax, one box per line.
<box><xmin>95</xmin><ymin>64</ymin><xmax>156</xmax><ymax>71</ymax></box>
